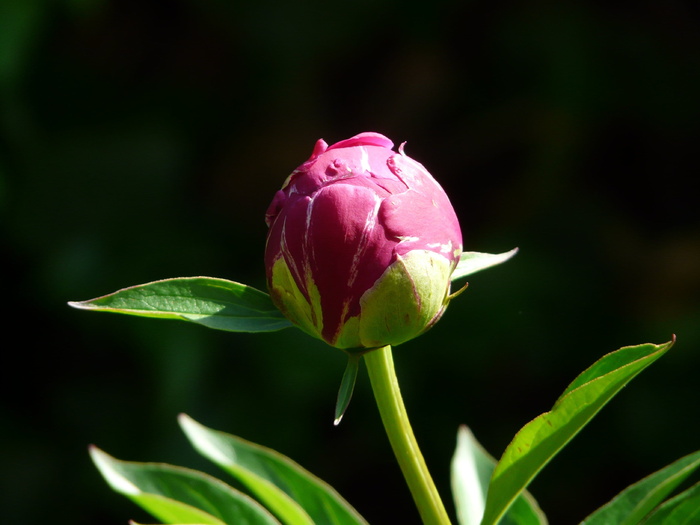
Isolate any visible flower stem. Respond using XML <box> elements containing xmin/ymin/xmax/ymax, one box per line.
<box><xmin>364</xmin><ymin>345</ymin><xmax>452</xmax><ymax>525</ymax></box>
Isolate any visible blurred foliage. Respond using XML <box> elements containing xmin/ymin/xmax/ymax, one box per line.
<box><xmin>1</xmin><ymin>0</ymin><xmax>698</xmax><ymax>524</ymax></box>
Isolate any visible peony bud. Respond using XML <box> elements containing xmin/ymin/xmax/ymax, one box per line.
<box><xmin>264</xmin><ymin>132</ymin><xmax>462</xmax><ymax>350</ymax></box>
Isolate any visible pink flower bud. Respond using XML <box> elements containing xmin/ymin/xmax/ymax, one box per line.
<box><xmin>265</xmin><ymin>132</ymin><xmax>462</xmax><ymax>350</ymax></box>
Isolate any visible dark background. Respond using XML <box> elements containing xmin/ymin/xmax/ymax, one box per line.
<box><xmin>2</xmin><ymin>1</ymin><xmax>698</xmax><ymax>524</ymax></box>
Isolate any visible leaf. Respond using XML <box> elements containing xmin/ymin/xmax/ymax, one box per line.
<box><xmin>129</xmin><ymin>522</ymin><xmax>211</xmax><ymax>525</ymax></box>
<box><xmin>69</xmin><ymin>277</ymin><xmax>293</xmax><ymax>333</ymax></box>
<box><xmin>642</xmin><ymin>481</ymin><xmax>700</xmax><ymax>524</ymax></box>
<box><xmin>179</xmin><ymin>414</ymin><xmax>368</xmax><ymax>525</ymax></box>
<box><xmin>90</xmin><ymin>446</ymin><xmax>280</xmax><ymax>525</ymax></box>
<box><xmin>334</xmin><ymin>354</ymin><xmax>361</xmax><ymax>426</ymax></box>
<box><xmin>129</xmin><ymin>520</ymin><xmax>206</xmax><ymax>525</ymax></box>
<box><xmin>480</xmin><ymin>338</ymin><xmax>675</xmax><ymax>525</ymax></box>
<box><xmin>451</xmin><ymin>426</ymin><xmax>547</xmax><ymax>525</ymax></box>
<box><xmin>451</xmin><ymin>248</ymin><xmax>519</xmax><ymax>282</ymax></box>
<box><xmin>581</xmin><ymin>449</ymin><xmax>700</xmax><ymax>525</ymax></box>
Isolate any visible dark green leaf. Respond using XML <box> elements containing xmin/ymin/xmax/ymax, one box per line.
<box><xmin>480</xmin><ymin>338</ymin><xmax>675</xmax><ymax>525</ymax></box>
<box><xmin>179</xmin><ymin>415</ymin><xmax>368</xmax><ymax>525</ymax></box>
<box><xmin>69</xmin><ymin>277</ymin><xmax>293</xmax><ymax>332</ymax></box>
<box><xmin>451</xmin><ymin>426</ymin><xmax>547</xmax><ymax>525</ymax></box>
<box><xmin>581</xmin><ymin>449</ymin><xmax>700</xmax><ymax>525</ymax></box>
<box><xmin>89</xmin><ymin>446</ymin><xmax>280</xmax><ymax>525</ymax></box>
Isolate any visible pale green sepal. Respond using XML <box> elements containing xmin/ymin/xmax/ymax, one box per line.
<box><xmin>451</xmin><ymin>248</ymin><xmax>519</xmax><ymax>281</ymax></box>
<box><xmin>333</xmin><ymin>315</ymin><xmax>362</xmax><ymax>350</ymax></box>
<box><xmin>358</xmin><ymin>250</ymin><xmax>452</xmax><ymax>348</ymax></box>
<box><xmin>269</xmin><ymin>257</ymin><xmax>323</xmax><ymax>340</ymax></box>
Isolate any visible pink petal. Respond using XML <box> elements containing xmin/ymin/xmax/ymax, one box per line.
<box><xmin>306</xmin><ymin>183</ymin><xmax>396</xmax><ymax>343</ymax></box>
<box><xmin>326</xmin><ymin>132</ymin><xmax>394</xmax><ymax>152</ymax></box>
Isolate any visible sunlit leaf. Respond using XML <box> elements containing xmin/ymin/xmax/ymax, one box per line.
<box><xmin>581</xmin><ymin>449</ymin><xmax>700</xmax><ymax>525</ymax></box>
<box><xmin>90</xmin><ymin>446</ymin><xmax>280</xmax><ymax>525</ymax></box>
<box><xmin>451</xmin><ymin>426</ymin><xmax>547</xmax><ymax>525</ymax></box>
<box><xmin>179</xmin><ymin>415</ymin><xmax>368</xmax><ymax>525</ymax></box>
<box><xmin>69</xmin><ymin>277</ymin><xmax>292</xmax><ymax>332</ymax></box>
<box><xmin>480</xmin><ymin>338</ymin><xmax>675</xmax><ymax>525</ymax></box>
<box><xmin>129</xmin><ymin>522</ymin><xmax>209</xmax><ymax>525</ymax></box>
<box><xmin>642</xmin><ymin>481</ymin><xmax>700</xmax><ymax>524</ymax></box>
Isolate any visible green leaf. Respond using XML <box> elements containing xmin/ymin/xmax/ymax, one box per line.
<box><xmin>642</xmin><ymin>481</ymin><xmax>700</xmax><ymax>524</ymax></box>
<box><xmin>129</xmin><ymin>522</ymin><xmax>211</xmax><ymax>525</ymax></box>
<box><xmin>451</xmin><ymin>426</ymin><xmax>547</xmax><ymax>525</ymax></box>
<box><xmin>451</xmin><ymin>248</ymin><xmax>519</xmax><ymax>282</ymax></box>
<box><xmin>129</xmin><ymin>523</ymin><xmax>210</xmax><ymax>525</ymax></box>
<box><xmin>179</xmin><ymin>414</ymin><xmax>368</xmax><ymax>525</ymax></box>
<box><xmin>581</xmin><ymin>449</ymin><xmax>700</xmax><ymax>525</ymax></box>
<box><xmin>334</xmin><ymin>354</ymin><xmax>361</xmax><ymax>426</ymax></box>
<box><xmin>69</xmin><ymin>277</ymin><xmax>293</xmax><ymax>333</ymax></box>
<box><xmin>89</xmin><ymin>446</ymin><xmax>280</xmax><ymax>525</ymax></box>
<box><xmin>480</xmin><ymin>338</ymin><xmax>675</xmax><ymax>525</ymax></box>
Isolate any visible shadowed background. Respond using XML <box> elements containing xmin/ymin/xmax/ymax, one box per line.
<box><xmin>2</xmin><ymin>1</ymin><xmax>698</xmax><ymax>523</ymax></box>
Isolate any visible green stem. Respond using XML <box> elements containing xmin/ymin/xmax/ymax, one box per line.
<box><xmin>364</xmin><ymin>345</ymin><xmax>452</xmax><ymax>525</ymax></box>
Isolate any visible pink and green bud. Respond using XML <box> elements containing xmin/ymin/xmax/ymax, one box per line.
<box><xmin>264</xmin><ymin>132</ymin><xmax>463</xmax><ymax>350</ymax></box>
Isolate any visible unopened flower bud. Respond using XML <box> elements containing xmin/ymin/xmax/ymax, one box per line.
<box><xmin>264</xmin><ymin>132</ymin><xmax>462</xmax><ymax>350</ymax></box>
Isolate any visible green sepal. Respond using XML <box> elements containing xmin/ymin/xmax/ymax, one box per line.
<box><xmin>340</xmin><ymin>250</ymin><xmax>452</xmax><ymax>348</ymax></box>
<box><xmin>268</xmin><ymin>257</ymin><xmax>324</xmax><ymax>340</ymax></box>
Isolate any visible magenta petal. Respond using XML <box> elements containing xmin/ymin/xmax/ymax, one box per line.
<box><xmin>265</xmin><ymin>132</ymin><xmax>463</xmax><ymax>349</ymax></box>
<box><xmin>308</xmin><ymin>138</ymin><xmax>328</xmax><ymax>161</ymax></box>
<box><xmin>380</xmin><ymin>189</ymin><xmax>461</xmax><ymax>259</ymax></box>
<box><xmin>306</xmin><ymin>183</ymin><xmax>395</xmax><ymax>343</ymax></box>
<box><xmin>327</xmin><ymin>132</ymin><xmax>394</xmax><ymax>152</ymax></box>
<box><xmin>264</xmin><ymin>189</ymin><xmax>287</xmax><ymax>228</ymax></box>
